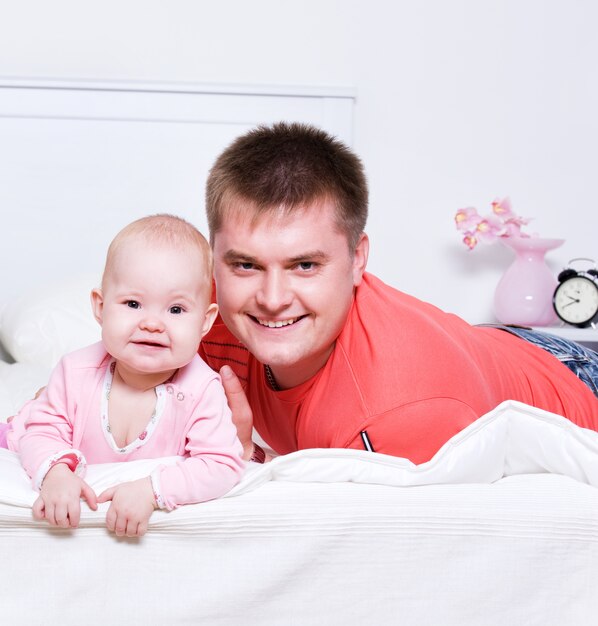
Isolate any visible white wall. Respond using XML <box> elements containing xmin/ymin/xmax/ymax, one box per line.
<box><xmin>1</xmin><ymin>0</ymin><xmax>596</xmax><ymax>323</ymax></box>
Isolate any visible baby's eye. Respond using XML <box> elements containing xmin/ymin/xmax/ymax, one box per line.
<box><xmin>126</xmin><ymin>300</ymin><xmax>140</xmax><ymax>309</ymax></box>
<box><xmin>169</xmin><ymin>306</ymin><xmax>184</xmax><ymax>315</ymax></box>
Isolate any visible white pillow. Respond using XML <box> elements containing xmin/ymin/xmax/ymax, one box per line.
<box><xmin>0</xmin><ymin>275</ymin><xmax>101</xmax><ymax>369</ymax></box>
<box><xmin>0</xmin><ymin>361</ymin><xmax>52</xmax><ymax>422</ymax></box>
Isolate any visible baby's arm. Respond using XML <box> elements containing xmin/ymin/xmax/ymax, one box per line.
<box><xmin>33</xmin><ymin>461</ymin><xmax>97</xmax><ymax>528</ymax></box>
<box><xmin>151</xmin><ymin>377</ymin><xmax>245</xmax><ymax>511</ymax></box>
<box><xmin>17</xmin><ymin>357</ymin><xmax>88</xmax><ymax>488</ymax></box>
<box><xmin>16</xmin><ymin>355</ymin><xmax>96</xmax><ymax>525</ymax></box>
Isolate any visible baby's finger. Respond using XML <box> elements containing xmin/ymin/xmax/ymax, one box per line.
<box><xmin>80</xmin><ymin>481</ymin><xmax>98</xmax><ymax>511</ymax></box>
<box><xmin>44</xmin><ymin>502</ymin><xmax>57</xmax><ymax>526</ymax></box>
<box><xmin>108</xmin><ymin>508</ymin><xmax>127</xmax><ymax>537</ymax></box>
<box><xmin>105</xmin><ymin>505</ymin><xmax>116</xmax><ymax>533</ymax></box>
<box><xmin>54</xmin><ymin>502</ymin><xmax>71</xmax><ymax>528</ymax></box>
<box><xmin>114</xmin><ymin>516</ymin><xmax>128</xmax><ymax>537</ymax></box>
<box><xmin>97</xmin><ymin>486</ymin><xmax>115</xmax><ymax>504</ymax></box>
<box><xmin>32</xmin><ymin>496</ymin><xmax>46</xmax><ymax>520</ymax></box>
<box><xmin>68</xmin><ymin>501</ymin><xmax>81</xmax><ymax>528</ymax></box>
<box><xmin>137</xmin><ymin>520</ymin><xmax>148</xmax><ymax>537</ymax></box>
<box><xmin>125</xmin><ymin>519</ymin><xmax>139</xmax><ymax>538</ymax></box>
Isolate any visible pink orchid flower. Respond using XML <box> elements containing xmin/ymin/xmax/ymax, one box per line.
<box><xmin>455</xmin><ymin>197</ymin><xmax>534</xmax><ymax>250</ymax></box>
<box><xmin>462</xmin><ymin>234</ymin><xmax>478</xmax><ymax>250</ymax></box>
<box><xmin>454</xmin><ymin>207</ymin><xmax>481</xmax><ymax>232</ymax></box>
<box><xmin>492</xmin><ymin>197</ymin><xmax>531</xmax><ymax>230</ymax></box>
<box><xmin>490</xmin><ymin>197</ymin><xmax>513</xmax><ymax>219</ymax></box>
<box><xmin>475</xmin><ymin>216</ymin><xmax>504</xmax><ymax>243</ymax></box>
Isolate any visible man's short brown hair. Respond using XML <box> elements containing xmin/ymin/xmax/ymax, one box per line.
<box><xmin>206</xmin><ymin>122</ymin><xmax>368</xmax><ymax>250</ymax></box>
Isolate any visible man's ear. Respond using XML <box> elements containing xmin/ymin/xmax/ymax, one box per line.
<box><xmin>90</xmin><ymin>288</ymin><xmax>104</xmax><ymax>326</ymax></box>
<box><xmin>201</xmin><ymin>302</ymin><xmax>219</xmax><ymax>337</ymax></box>
<box><xmin>352</xmin><ymin>232</ymin><xmax>369</xmax><ymax>287</ymax></box>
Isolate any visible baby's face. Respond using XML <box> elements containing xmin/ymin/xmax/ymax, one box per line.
<box><xmin>92</xmin><ymin>239</ymin><xmax>216</xmax><ymax>377</ymax></box>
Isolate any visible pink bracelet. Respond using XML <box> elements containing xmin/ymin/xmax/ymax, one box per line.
<box><xmin>52</xmin><ymin>453</ymin><xmax>79</xmax><ymax>472</ymax></box>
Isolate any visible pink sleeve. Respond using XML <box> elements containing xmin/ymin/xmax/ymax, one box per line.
<box><xmin>150</xmin><ymin>378</ymin><xmax>245</xmax><ymax>510</ymax></box>
<box><xmin>17</xmin><ymin>357</ymin><xmax>86</xmax><ymax>489</ymax></box>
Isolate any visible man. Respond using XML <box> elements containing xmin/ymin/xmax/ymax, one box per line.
<box><xmin>200</xmin><ymin>122</ymin><xmax>598</xmax><ymax>464</ymax></box>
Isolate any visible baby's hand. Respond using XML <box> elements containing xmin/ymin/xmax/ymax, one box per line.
<box><xmin>32</xmin><ymin>463</ymin><xmax>98</xmax><ymax>528</ymax></box>
<box><xmin>97</xmin><ymin>477</ymin><xmax>156</xmax><ymax>538</ymax></box>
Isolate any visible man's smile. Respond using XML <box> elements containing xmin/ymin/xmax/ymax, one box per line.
<box><xmin>251</xmin><ymin>315</ymin><xmax>307</xmax><ymax>328</ymax></box>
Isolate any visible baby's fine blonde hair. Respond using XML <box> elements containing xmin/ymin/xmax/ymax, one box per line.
<box><xmin>103</xmin><ymin>214</ymin><xmax>213</xmax><ymax>290</ymax></box>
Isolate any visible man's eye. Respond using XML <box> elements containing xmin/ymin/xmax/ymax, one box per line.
<box><xmin>126</xmin><ymin>300</ymin><xmax>140</xmax><ymax>309</ymax></box>
<box><xmin>233</xmin><ymin>262</ymin><xmax>256</xmax><ymax>271</ymax></box>
<box><xmin>169</xmin><ymin>306</ymin><xmax>183</xmax><ymax>315</ymax></box>
<box><xmin>298</xmin><ymin>262</ymin><xmax>315</xmax><ymax>271</ymax></box>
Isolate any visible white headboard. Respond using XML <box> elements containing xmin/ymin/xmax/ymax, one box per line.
<box><xmin>0</xmin><ymin>78</ymin><xmax>354</xmax><ymax>312</ymax></box>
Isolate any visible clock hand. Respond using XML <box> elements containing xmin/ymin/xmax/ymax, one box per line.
<box><xmin>563</xmin><ymin>299</ymin><xmax>580</xmax><ymax>308</ymax></box>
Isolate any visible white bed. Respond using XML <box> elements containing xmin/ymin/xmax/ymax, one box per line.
<box><xmin>1</xmin><ymin>80</ymin><xmax>597</xmax><ymax>626</ymax></box>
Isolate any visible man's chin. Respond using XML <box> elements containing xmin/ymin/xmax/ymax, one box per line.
<box><xmin>249</xmin><ymin>348</ymin><xmax>299</xmax><ymax>369</ymax></box>
<box><xmin>231</xmin><ymin>322</ymin><xmax>309</xmax><ymax>366</ymax></box>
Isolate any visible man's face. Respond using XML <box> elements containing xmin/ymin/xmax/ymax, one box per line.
<box><xmin>212</xmin><ymin>201</ymin><xmax>368</xmax><ymax>389</ymax></box>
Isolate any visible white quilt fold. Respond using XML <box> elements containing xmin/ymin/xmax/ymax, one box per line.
<box><xmin>1</xmin><ymin>400</ymin><xmax>597</xmax><ymax>514</ymax></box>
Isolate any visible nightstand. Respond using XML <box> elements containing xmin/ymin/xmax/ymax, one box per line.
<box><xmin>531</xmin><ymin>325</ymin><xmax>598</xmax><ymax>351</ymax></box>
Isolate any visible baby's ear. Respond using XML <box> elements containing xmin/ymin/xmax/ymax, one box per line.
<box><xmin>90</xmin><ymin>288</ymin><xmax>104</xmax><ymax>325</ymax></box>
<box><xmin>201</xmin><ymin>303</ymin><xmax>219</xmax><ymax>337</ymax></box>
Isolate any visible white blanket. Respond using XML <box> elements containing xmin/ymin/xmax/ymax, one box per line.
<box><xmin>2</xmin><ymin>400</ymin><xmax>598</xmax><ymax>513</ymax></box>
<box><xmin>2</xmin><ymin>400</ymin><xmax>598</xmax><ymax>626</ymax></box>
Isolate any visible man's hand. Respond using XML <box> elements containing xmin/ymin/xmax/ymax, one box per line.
<box><xmin>97</xmin><ymin>477</ymin><xmax>156</xmax><ymax>538</ymax></box>
<box><xmin>32</xmin><ymin>463</ymin><xmax>98</xmax><ymax>528</ymax></box>
<box><xmin>220</xmin><ymin>365</ymin><xmax>254</xmax><ymax>461</ymax></box>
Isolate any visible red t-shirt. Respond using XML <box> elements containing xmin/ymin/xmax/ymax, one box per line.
<box><xmin>201</xmin><ymin>273</ymin><xmax>598</xmax><ymax>464</ymax></box>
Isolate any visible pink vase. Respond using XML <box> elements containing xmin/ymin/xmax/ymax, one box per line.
<box><xmin>493</xmin><ymin>236</ymin><xmax>564</xmax><ymax>326</ymax></box>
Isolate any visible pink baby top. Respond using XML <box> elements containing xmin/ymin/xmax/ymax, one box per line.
<box><xmin>8</xmin><ymin>342</ymin><xmax>245</xmax><ymax>510</ymax></box>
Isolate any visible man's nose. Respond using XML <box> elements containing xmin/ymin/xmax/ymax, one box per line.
<box><xmin>255</xmin><ymin>271</ymin><xmax>292</xmax><ymax>311</ymax></box>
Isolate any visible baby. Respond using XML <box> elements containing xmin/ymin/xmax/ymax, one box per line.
<box><xmin>1</xmin><ymin>214</ymin><xmax>244</xmax><ymax>536</ymax></box>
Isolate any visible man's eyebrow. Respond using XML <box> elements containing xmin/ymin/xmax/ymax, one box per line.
<box><xmin>222</xmin><ymin>250</ymin><xmax>259</xmax><ymax>264</ymax></box>
<box><xmin>222</xmin><ymin>250</ymin><xmax>330</xmax><ymax>264</ymax></box>
<box><xmin>287</xmin><ymin>250</ymin><xmax>330</xmax><ymax>264</ymax></box>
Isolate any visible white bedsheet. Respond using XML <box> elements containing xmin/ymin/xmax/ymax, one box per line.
<box><xmin>1</xmin><ymin>401</ymin><xmax>598</xmax><ymax>625</ymax></box>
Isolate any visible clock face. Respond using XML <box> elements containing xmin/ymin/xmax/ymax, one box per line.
<box><xmin>553</xmin><ymin>276</ymin><xmax>598</xmax><ymax>326</ymax></box>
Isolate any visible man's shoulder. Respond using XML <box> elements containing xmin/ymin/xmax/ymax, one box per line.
<box><xmin>344</xmin><ymin>272</ymin><xmax>473</xmax><ymax>357</ymax></box>
<box><xmin>353</xmin><ymin>272</ymin><xmax>433</xmax><ymax>319</ymax></box>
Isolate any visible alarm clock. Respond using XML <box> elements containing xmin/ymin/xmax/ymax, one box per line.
<box><xmin>552</xmin><ymin>257</ymin><xmax>598</xmax><ymax>328</ymax></box>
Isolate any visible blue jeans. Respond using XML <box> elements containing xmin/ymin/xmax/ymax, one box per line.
<box><xmin>489</xmin><ymin>325</ymin><xmax>598</xmax><ymax>398</ymax></box>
